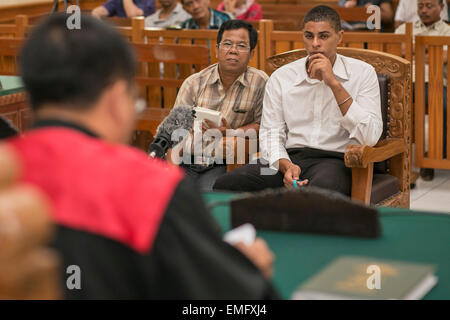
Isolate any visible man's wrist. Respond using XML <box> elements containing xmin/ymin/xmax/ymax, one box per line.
<box><xmin>278</xmin><ymin>159</ymin><xmax>293</xmax><ymax>174</ymax></box>
<box><xmin>328</xmin><ymin>78</ymin><xmax>341</xmax><ymax>91</ymax></box>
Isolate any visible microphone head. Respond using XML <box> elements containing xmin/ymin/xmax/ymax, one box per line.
<box><xmin>156</xmin><ymin>106</ymin><xmax>196</xmax><ymax>137</ymax></box>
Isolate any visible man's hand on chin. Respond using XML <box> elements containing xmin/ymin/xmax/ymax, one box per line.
<box><xmin>307</xmin><ymin>53</ymin><xmax>338</xmax><ymax>87</ymax></box>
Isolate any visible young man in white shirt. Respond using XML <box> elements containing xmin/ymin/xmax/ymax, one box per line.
<box><xmin>213</xmin><ymin>5</ymin><xmax>382</xmax><ymax>196</ymax></box>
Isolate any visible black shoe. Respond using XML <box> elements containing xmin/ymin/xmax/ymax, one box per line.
<box><xmin>420</xmin><ymin>168</ymin><xmax>435</xmax><ymax>181</ymax></box>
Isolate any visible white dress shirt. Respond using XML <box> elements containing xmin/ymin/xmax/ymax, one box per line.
<box><xmin>395</xmin><ymin>0</ymin><xmax>448</xmax><ymax>23</ymax></box>
<box><xmin>260</xmin><ymin>54</ymin><xmax>383</xmax><ymax>167</ymax></box>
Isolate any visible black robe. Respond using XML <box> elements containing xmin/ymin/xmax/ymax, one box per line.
<box><xmin>8</xmin><ymin>119</ymin><xmax>279</xmax><ymax>299</ymax></box>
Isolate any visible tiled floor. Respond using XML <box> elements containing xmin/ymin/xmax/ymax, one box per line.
<box><xmin>410</xmin><ymin>169</ymin><xmax>450</xmax><ymax>214</ymax></box>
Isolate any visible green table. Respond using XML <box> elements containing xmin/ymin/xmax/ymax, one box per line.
<box><xmin>204</xmin><ymin>192</ymin><xmax>450</xmax><ymax>300</ymax></box>
<box><xmin>0</xmin><ymin>75</ymin><xmax>24</xmax><ymax>96</ymax></box>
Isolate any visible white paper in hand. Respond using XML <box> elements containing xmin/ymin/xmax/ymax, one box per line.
<box><xmin>223</xmin><ymin>223</ymin><xmax>256</xmax><ymax>246</ymax></box>
<box><xmin>193</xmin><ymin>107</ymin><xmax>222</xmax><ymax>127</ymax></box>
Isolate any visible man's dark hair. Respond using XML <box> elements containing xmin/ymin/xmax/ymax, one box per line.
<box><xmin>217</xmin><ymin>20</ymin><xmax>258</xmax><ymax>51</ymax></box>
<box><xmin>301</xmin><ymin>5</ymin><xmax>342</xmax><ymax>32</ymax></box>
<box><xmin>19</xmin><ymin>14</ymin><xmax>136</xmax><ymax>111</ymax></box>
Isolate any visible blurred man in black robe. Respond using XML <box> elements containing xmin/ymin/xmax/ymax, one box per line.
<box><xmin>4</xmin><ymin>14</ymin><xmax>277</xmax><ymax>299</ymax></box>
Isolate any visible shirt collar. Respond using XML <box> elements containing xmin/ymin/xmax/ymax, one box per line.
<box><xmin>236</xmin><ymin>68</ymin><xmax>250</xmax><ymax>87</ymax></box>
<box><xmin>207</xmin><ymin>64</ymin><xmax>221</xmax><ymax>85</ymax></box>
<box><xmin>206</xmin><ymin>64</ymin><xmax>250</xmax><ymax>87</ymax></box>
<box><xmin>415</xmin><ymin>19</ymin><xmax>444</xmax><ymax>30</ymax></box>
<box><xmin>295</xmin><ymin>53</ymin><xmax>349</xmax><ymax>85</ymax></box>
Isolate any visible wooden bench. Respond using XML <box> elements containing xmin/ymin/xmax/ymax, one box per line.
<box><xmin>0</xmin><ymin>15</ymin><xmax>28</xmax><ymax>38</ymax></box>
<box><xmin>414</xmin><ymin>35</ymin><xmax>450</xmax><ymax>171</ymax></box>
<box><xmin>261</xmin><ymin>4</ymin><xmax>371</xmax><ymax>24</ymax></box>
<box><xmin>263</xmin><ymin>20</ymin><xmax>413</xmax><ymax>72</ymax></box>
<box><xmin>133</xmin><ymin>42</ymin><xmax>210</xmax><ymax>112</ymax></box>
<box><xmin>132</xmin><ymin>42</ymin><xmax>210</xmax><ymax>151</ymax></box>
<box><xmin>0</xmin><ymin>38</ymin><xmax>25</xmax><ymax>76</ymax></box>
<box><xmin>131</xmin><ymin>17</ymin><xmax>265</xmax><ymax>69</ymax></box>
<box><xmin>0</xmin><ymin>0</ymin><xmax>56</xmax><ymax>23</ymax></box>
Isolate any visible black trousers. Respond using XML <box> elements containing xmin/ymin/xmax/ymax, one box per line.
<box><xmin>213</xmin><ymin>148</ymin><xmax>352</xmax><ymax>196</ymax></box>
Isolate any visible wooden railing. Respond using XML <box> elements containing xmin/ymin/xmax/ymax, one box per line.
<box><xmin>415</xmin><ymin>35</ymin><xmax>450</xmax><ymax>170</ymax></box>
<box><xmin>264</xmin><ymin>20</ymin><xmax>413</xmax><ymax>72</ymax></box>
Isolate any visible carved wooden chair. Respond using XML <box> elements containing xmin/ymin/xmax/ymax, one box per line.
<box><xmin>0</xmin><ymin>145</ymin><xmax>61</xmax><ymax>299</ymax></box>
<box><xmin>263</xmin><ymin>48</ymin><xmax>411</xmax><ymax>207</ymax></box>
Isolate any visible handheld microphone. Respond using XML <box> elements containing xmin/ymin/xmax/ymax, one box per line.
<box><xmin>148</xmin><ymin>106</ymin><xmax>196</xmax><ymax>159</ymax></box>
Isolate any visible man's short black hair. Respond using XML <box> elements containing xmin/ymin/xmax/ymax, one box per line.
<box><xmin>302</xmin><ymin>5</ymin><xmax>342</xmax><ymax>32</ymax></box>
<box><xmin>19</xmin><ymin>14</ymin><xmax>136</xmax><ymax>111</ymax></box>
<box><xmin>217</xmin><ymin>20</ymin><xmax>258</xmax><ymax>51</ymax></box>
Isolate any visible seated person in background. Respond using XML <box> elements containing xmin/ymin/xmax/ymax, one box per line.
<box><xmin>180</xmin><ymin>0</ymin><xmax>232</xmax><ymax>29</ymax></box>
<box><xmin>170</xmin><ymin>20</ymin><xmax>268</xmax><ymax>191</ymax></box>
<box><xmin>6</xmin><ymin>14</ymin><xmax>277</xmax><ymax>299</ymax></box>
<box><xmin>394</xmin><ymin>0</ymin><xmax>448</xmax><ymax>28</ymax></box>
<box><xmin>217</xmin><ymin>0</ymin><xmax>263</xmax><ymax>21</ymax></box>
<box><xmin>92</xmin><ymin>0</ymin><xmax>156</xmax><ymax>18</ymax></box>
<box><xmin>214</xmin><ymin>6</ymin><xmax>382</xmax><ymax>196</ymax></box>
<box><xmin>338</xmin><ymin>0</ymin><xmax>394</xmax><ymax>30</ymax></box>
<box><xmin>145</xmin><ymin>0</ymin><xmax>191</xmax><ymax>28</ymax></box>
<box><xmin>396</xmin><ymin>0</ymin><xmax>450</xmax><ymax>181</ymax></box>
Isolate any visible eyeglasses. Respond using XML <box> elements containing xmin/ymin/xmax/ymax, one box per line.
<box><xmin>219</xmin><ymin>41</ymin><xmax>251</xmax><ymax>53</ymax></box>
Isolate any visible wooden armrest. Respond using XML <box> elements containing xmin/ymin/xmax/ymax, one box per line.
<box><xmin>344</xmin><ymin>138</ymin><xmax>406</xmax><ymax>168</ymax></box>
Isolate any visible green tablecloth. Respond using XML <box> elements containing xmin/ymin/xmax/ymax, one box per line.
<box><xmin>203</xmin><ymin>192</ymin><xmax>450</xmax><ymax>300</ymax></box>
<box><xmin>0</xmin><ymin>76</ymin><xmax>24</xmax><ymax>97</ymax></box>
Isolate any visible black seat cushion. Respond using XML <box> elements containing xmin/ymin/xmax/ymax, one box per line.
<box><xmin>374</xmin><ymin>73</ymin><xmax>390</xmax><ymax>174</ymax></box>
<box><xmin>370</xmin><ymin>75</ymin><xmax>400</xmax><ymax>205</ymax></box>
<box><xmin>370</xmin><ymin>174</ymin><xmax>399</xmax><ymax>205</ymax></box>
